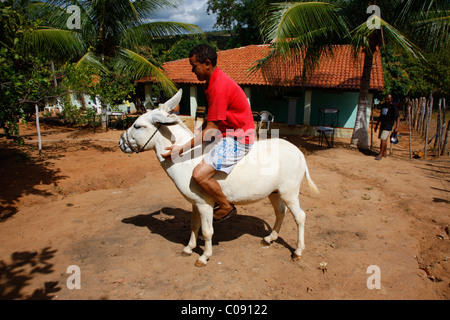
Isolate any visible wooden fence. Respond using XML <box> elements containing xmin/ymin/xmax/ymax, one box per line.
<box><xmin>406</xmin><ymin>96</ymin><xmax>448</xmax><ymax>159</ymax></box>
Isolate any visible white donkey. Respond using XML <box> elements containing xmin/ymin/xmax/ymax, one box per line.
<box><xmin>119</xmin><ymin>89</ymin><xmax>319</xmax><ymax>267</ymax></box>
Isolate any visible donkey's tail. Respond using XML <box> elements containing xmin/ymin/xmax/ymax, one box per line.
<box><xmin>304</xmin><ymin>161</ymin><xmax>319</xmax><ymax>195</ymax></box>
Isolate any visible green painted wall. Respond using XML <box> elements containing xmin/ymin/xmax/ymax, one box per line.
<box><xmin>180</xmin><ymin>85</ymin><xmax>361</xmax><ymax>129</ymax></box>
<box><xmin>309</xmin><ymin>90</ymin><xmax>359</xmax><ymax>128</ymax></box>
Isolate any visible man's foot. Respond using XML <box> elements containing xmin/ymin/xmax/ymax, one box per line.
<box><xmin>375</xmin><ymin>155</ymin><xmax>383</xmax><ymax>160</ymax></box>
<box><xmin>213</xmin><ymin>205</ymin><xmax>237</xmax><ymax>222</ymax></box>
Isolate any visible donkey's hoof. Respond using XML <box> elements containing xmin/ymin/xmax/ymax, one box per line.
<box><xmin>260</xmin><ymin>239</ymin><xmax>271</xmax><ymax>247</ymax></box>
<box><xmin>291</xmin><ymin>253</ymin><xmax>302</xmax><ymax>261</ymax></box>
<box><xmin>195</xmin><ymin>260</ymin><xmax>206</xmax><ymax>267</ymax></box>
<box><xmin>181</xmin><ymin>250</ymin><xmax>192</xmax><ymax>257</ymax></box>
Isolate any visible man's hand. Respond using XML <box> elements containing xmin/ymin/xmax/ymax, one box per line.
<box><xmin>161</xmin><ymin>145</ymin><xmax>183</xmax><ymax>159</ymax></box>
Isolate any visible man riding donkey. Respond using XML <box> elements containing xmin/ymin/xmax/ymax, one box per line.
<box><xmin>161</xmin><ymin>44</ymin><xmax>256</xmax><ymax>222</ymax></box>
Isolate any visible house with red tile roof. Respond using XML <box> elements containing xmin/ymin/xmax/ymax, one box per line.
<box><xmin>137</xmin><ymin>44</ymin><xmax>384</xmax><ymax>137</ymax></box>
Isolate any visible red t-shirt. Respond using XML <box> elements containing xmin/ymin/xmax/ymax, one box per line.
<box><xmin>205</xmin><ymin>67</ymin><xmax>255</xmax><ymax>144</ymax></box>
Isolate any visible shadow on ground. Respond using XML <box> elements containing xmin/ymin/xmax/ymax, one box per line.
<box><xmin>0</xmin><ymin>247</ymin><xmax>60</xmax><ymax>300</ymax></box>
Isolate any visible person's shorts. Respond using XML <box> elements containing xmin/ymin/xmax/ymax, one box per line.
<box><xmin>203</xmin><ymin>137</ymin><xmax>252</xmax><ymax>174</ymax></box>
<box><xmin>379</xmin><ymin>130</ymin><xmax>390</xmax><ymax>141</ymax></box>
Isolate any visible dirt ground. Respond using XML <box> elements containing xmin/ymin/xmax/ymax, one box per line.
<box><xmin>0</xmin><ymin>115</ymin><xmax>449</xmax><ymax>300</ymax></box>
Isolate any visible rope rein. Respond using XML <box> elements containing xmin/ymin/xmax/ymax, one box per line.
<box><xmin>126</xmin><ymin>124</ymin><xmax>161</xmax><ymax>154</ymax></box>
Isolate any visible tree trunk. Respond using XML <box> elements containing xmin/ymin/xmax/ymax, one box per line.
<box><xmin>100</xmin><ymin>100</ymin><xmax>108</xmax><ymax>128</ymax></box>
<box><xmin>51</xmin><ymin>60</ymin><xmax>58</xmax><ymax>91</ymax></box>
<box><xmin>350</xmin><ymin>48</ymin><xmax>374</xmax><ymax>150</ymax></box>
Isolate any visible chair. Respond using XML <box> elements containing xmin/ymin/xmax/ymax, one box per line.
<box><xmin>195</xmin><ymin>106</ymin><xmax>206</xmax><ymax>122</ymax></box>
<box><xmin>318</xmin><ymin>108</ymin><xmax>339</xmax><ymax>148</ymax></box>
<box><xmin>108</xmin><ymin>111</ymin><xmax>125</xmax><ymax>130</ymax></box>
<box><xmin>252</xmin><ymin>111</ymin><xmax>260</xmax><ymax>122</ymax></box>
<box><xmin>258</xmin><ymin>111</ymin><xmax>275</xmax><ymax>135</ymax></box>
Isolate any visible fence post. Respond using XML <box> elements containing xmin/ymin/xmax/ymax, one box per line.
<box><xmin>408</xmin><ymin>102</ymin><xmax>412</xmax><ymax>160</ymax></box>
<box><xmin>35</xmin><ymin>104</ymin><xmax>42</xmax><ymax>156</ymax></box>
<box><xmin>424</xmin><ymin>94</ymin><xmax>433</xmax><ymax>159</ymax></box>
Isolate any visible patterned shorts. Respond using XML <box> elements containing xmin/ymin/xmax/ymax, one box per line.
<box><xmin>203</xmin><ymin>137</ymin><xmax>252</xmax><ymax>174</ymax></box>
<box><xmin>379</xmin><ymin>130</ymin><xmax>390</xmax><ymax>141</ymax></box>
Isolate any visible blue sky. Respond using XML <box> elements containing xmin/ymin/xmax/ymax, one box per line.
<box><xmin>150</xmin><ymin>0</ymin><xmax>218</xmax><ymax>31</ymax></box>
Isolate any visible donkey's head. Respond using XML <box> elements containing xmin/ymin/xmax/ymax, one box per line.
<box><xmin>119</xmin><ymin>89</ymin><xmax>182</xmax><ymax>154</ymax></box>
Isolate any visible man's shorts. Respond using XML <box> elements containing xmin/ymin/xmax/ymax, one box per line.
<box><xmin>379</xmin><ymin>130</ymin><xmax>390</xmax><ymax>141</ymax></box>
<box><xmin>203</xmin><ymin>137</ymin><xmax>252</xmax><ymax>174</ymax></box>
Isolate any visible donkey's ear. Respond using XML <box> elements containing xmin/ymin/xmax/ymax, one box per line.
<box><xmin>159</xmin><ymin>89</ymin><xmax>182</xmax><ymax>112</ymax></box>
<box><xmin>152</xmin><ymin>113</ymin><xmax>178</xmax><ymax>126</ymax></box>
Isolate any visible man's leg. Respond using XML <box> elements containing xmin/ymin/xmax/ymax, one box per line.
<box><xmin>193</xmin><ymin>161</ymin><xmax>234</xmax><ymax>219</ymax></box>
<box><xmin>376</xmin><ymin>130</ymin><xmax>388</xmax><ymax>159</ymax></box>
<box><xmin>380</xmin><ymin>139</ymin><xmax>388</xmax><ymax>157</ymax></box>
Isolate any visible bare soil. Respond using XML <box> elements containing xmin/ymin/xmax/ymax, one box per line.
<box><xmin>0</xmin><ymin>116</ymin><xmax>449</xmax><ymax>300</ymax></box>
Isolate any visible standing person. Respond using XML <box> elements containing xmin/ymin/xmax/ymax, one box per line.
<box><xmin>161</xmin><ymin>44</ymin><xmax>255</xmax><ymax>222</ymax></box>
<box><xmin>157</xmin><ymin>91</ymin><xmax>167</xmax><ymax>105</ymax></box>
<box><xmin>374</xmin><ymin>94</ymin><xmax>400</xmax><ymax>160</ymax></box>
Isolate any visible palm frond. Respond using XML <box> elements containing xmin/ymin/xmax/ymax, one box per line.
<box><xmin>351</xmin><ymin>15</ymin><xmax>424</xmax><ymax>59</ymax></box>
<box><xmin>21</xmin><ymin>28</ymin><xmax>85</xmax><ymax>57</ymax></box>
<box><xmin>396</xmin><ymin>0</ymin><xmax>447</xmax><ymax>25</ymax></box>
<box><xmin>409</xmin><ymin>11</ymin><xmax>450</xmax><ymax>51</ymax></box>
<box><xmin>256</xmin><ymin>1</ymin><xmax>349</xmax><ymax>81</ymax></box>
<box><xmin>394</xmin><ymin>0</ymin><xmax>449</xmax><ymax>51</ymax></box>
<box><xmin>122</xmin><ymin>21</ymin><xmax>203</xmax><ymax>47</ymax></box>
<box><xmin>114</xmin><ymin>48</ymin><xmax>177</xmax><ymax>94</ymax></box>
<box><xmin>74</xmin><ymin>51</ymin><xmax>109</xmax><ymax>75</ymax></box>
<box><xmin>128</xmin><ymin>0</ymin><xmax>179</xmax><ymax>18</ymax></box>
<box><xmin>262</xmin><ymin>1</ymin><xmax>349</xmax><ymax>56</ymax></box>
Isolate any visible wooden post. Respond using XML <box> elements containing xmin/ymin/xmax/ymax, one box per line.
<box><xmin>415</xmin><ymin>98</ymin><xmax>421</xmax><ymax>131</ymax></box>
<box><xmin>389</xmin><ymin>136</ymin><xmax>393</xmax><ymax>155</ymax></box>
<box><xmin>416</xmin><ymin>98</ymin><xmax>420</xmax><ymax>130</ymax></box>
<box><xmin>408</xmin><ymin>102</ymin><xmax>412</xmax><ymax>160</ymax></box>
<box><xmin>442</xmin><ymin>120</ymin><xmax>449</xmax><ymax>156</ymax></box>
<box><xmin>35</xmin><ymin>104</ymin><xmax>42</xmax><ymax>156</ymax></box>
<box><xmin>422</xmin><ymin>97</ymin><xmax>429</xmax><ymax>136</ymax></box>
<box><xmin>424</xmin><ymin>94</ymin><xmax>433</xmax><ymax>159</ymax></box>
<box><xmin>440</xmin><ymin>98</ymin><xmax>446</xmax><ymax>152</ymax></box>
<box><xmin>370</xmin><ymin>103</ymin><xmax>374</xmax><ymax>149</ymax></box>
<box><xmin>442</xmin><ymin>98</ymin><xmax>449</xmax><ymax>156</ymax></box>
<box><xmin>435</xmin><ymin>99</ymin><xmax>442</xmax><ymax>157</ymax></box>
<box><xmin>416</xmin><ymin>97</ymin><xmax>420</xmax><ymax>131</ymax></box>
<box><xmin>419</xmin><ymin>97</ymin><xmax>424</xmax><ymax>134</ymax></box>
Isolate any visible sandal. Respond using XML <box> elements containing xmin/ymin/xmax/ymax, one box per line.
<box><xmin>213</xmin><ymin>205</ymin><xmax>237</xmax><ymax>223</ymax></box>
<box><xmin>375</xmin><ymin>155</ymin><xmax>383</xmax><ymax>160</ymax></box>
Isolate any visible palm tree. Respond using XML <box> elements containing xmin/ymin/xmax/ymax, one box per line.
<box><xmin>22</xmin><ymin>0</ymin><xmax>202</xmax><ymax>109</ymax></box>
<box><xmin>259</xmin><ymin>0</ymin><xmax>449</xmax><ymax>150</ymax></box>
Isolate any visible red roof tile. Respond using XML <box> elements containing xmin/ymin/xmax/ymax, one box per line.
<box><xmin>138</xmin><ymin>44</ymin><xmax>384</xmax><ymax>91</ymax></box>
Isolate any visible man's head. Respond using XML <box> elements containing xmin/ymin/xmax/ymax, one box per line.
<box><xmin>385</xmin><ymin>94</ymin><xmax>393</xmax><ymax>103</ymax></box>
<box><xmin>189</xmin><ymin>44</ymin><xmax>217</xmax><ymax>82</ymax></box>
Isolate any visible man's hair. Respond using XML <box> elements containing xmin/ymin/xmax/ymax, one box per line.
<box><xmin>189</xmin><ymin>44</ymin><xmax>217</xmax><ymax>67</ymax></box>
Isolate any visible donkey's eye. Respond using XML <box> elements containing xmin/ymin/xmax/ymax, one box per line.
<box><xmin>134</xmin><ymin>123</ymin><xmax>141</xmax><ymax>129</ymax></box>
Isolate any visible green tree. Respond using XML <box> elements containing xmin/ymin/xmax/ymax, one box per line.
<box><xmin>405</xmin><ymin>48</ymin><xmax>450</xmax><ymax>98</ymax></box>
<box><xmin>380</xmin><ymin>46</ymin><xmax>412</xmax><ymax>99</ymax></box>
<box><xmin>22</xmin><ymin>0</ymin><xmax>202</xmax><ymax>124</ymax></box>
<box><xmin>0</xmin><ymin>3</ymin><xmax>54</xmax><ymax>142</ymax></box>
<box><xmin>165</xmin><ymin>37</ymin><xmax>218</xmax><ymax>62</ymax></box>
<box><xmin>259</xmin><ymin>0</ymin><xmax>449</xmax><ymax>149</ymax></box>
<box><xmin>381</xmin><ymin>45</ymin><xmax>449</xmax><ymax>99</ymax></box>
<box><xmin>207</xmin><ymin>0</ymin><xmax>281</xmax><ymax>47</ymax></box>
